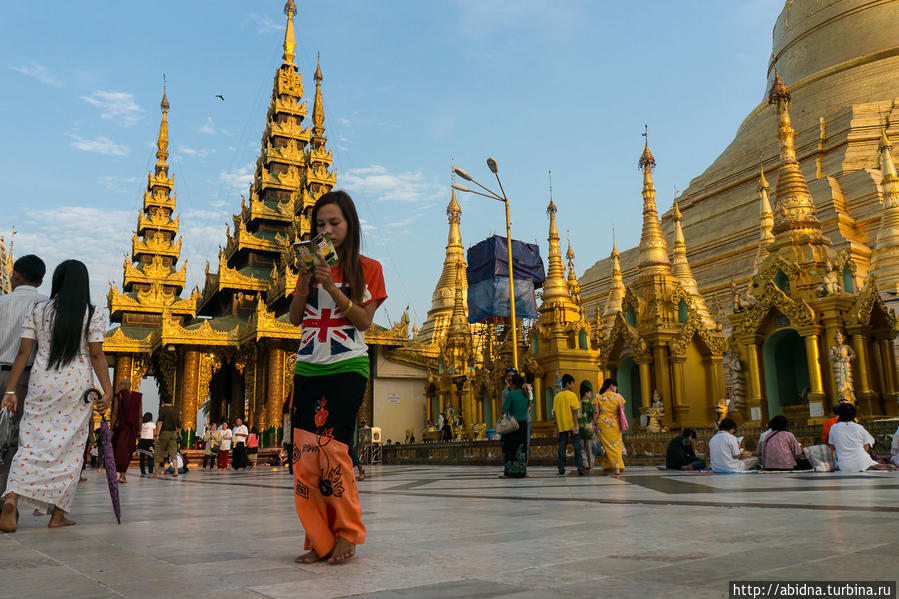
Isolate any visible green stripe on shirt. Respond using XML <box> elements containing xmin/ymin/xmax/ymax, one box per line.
<box><xmin>294</xmin><ymin>355</ymin><xmax>369</xmax><ymax>379</ymax></box>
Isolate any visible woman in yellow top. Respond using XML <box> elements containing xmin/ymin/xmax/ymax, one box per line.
<box><xmin>593</xmin><ymin>378</ymin><xmax>625</xmax><ymax>474</ymax></box>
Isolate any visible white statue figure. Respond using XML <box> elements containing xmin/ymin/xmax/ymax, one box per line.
<box><xmin>732</xmin><ymin>281</ymin><xmax>743</xmax><ymax>313</ymax></box>
<box><xmin>828</xmin><ymin>330</ymin><xmax>856</xmax><ymax>402</ymax></box>
<box><xmin>820</xmin><ymin>261</ymin><xmax>841</xmax><ymax>296</ymax></box>
<box><xmin>723</xmin><ymin>351</ymin><xmax>746</xmax><ymax>410</ymax></box>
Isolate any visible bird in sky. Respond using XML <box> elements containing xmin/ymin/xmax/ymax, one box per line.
<box><xmin>215</xmin><ymin>94</ymin><xmax>224</xmax><ymax>101</ymax></box>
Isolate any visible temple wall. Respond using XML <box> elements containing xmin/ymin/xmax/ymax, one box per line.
<box><xmin>371</xmin><ymin>349</ymin><xmax>429</xmax><ymax>443</ymax></box>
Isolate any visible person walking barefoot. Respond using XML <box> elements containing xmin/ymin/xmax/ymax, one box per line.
<box><xmin>0</xmin><ymin>260</ymin><xmax>112</xmax><ymax>532</ymax></box>
<box><xmin>288</xmin><ymin>191</ymin><xmax>386</xmax><ymax>564</ymax></box>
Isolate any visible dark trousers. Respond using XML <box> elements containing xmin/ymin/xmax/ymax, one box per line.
<box><xmin>284</xmin><ymin>443</ymin><xmax>294</xmax><ymax>474</ymax></box>
<box><xmin>139</xmin><ymin>452</ymin><xmax>155</xmax><ymax>474</ymax></box>
<box><xmin>0</xmin><ymin>369</ymin><xmax>29</xmax><ymax>496</ymax></box>
<box><xmin>233</xmin><ymin>443</ymin><xmax>247</xmax><ymax>470</ymax></box>
<box><xmin>202</xmin><ymin>453</ymin><xmax>217</xmax><ymax>469</ymax></box>
<box><xmin>557</xmin><ymin>430</ymin><xmax>585</xmax><ymax>474</ymax></box>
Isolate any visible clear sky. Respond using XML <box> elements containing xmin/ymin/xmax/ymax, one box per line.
<box><xmin>1</xmin><ymin>0</ymin><xmax>783</xmax><ymax>332</ymax></box>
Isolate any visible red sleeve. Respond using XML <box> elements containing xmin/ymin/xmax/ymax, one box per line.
<box><xmin>360</xmin><ymin>256</ymin><xmax>387</xmax><ymax>308</ymax></box>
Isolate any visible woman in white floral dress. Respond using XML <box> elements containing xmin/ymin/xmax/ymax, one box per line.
<box><xmin>0</xmin><ymin>260</ymin><xmax>111</xmax><ymax>532</ymax></box>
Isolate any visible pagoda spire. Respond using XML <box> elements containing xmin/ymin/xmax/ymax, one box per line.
<box><xmin>670</xmin><ymin>194</ymin><xmax>716</xmax><ymax>327</ymax></box>
<box><xmin>565</xmin><ymin>233</ymin><xmax>581</xmax><ymax>307</ymax></box>
<box><xmin>602</xmin><ymin>231</ymin><xmax>627</xmax><ymax>331</ymax></box>
<box><xmin>754</xmin><ymin>162</ymin><xmax>775</xmax><ymax>271</ymax></box>
<box><xmin>541</xmin><ymin>183</ymin><xmax>569</xmax><ymax>304</ymax></box>
<box><xmin>311</xmin><ymin>53</ymin><xmax>325</xmax><ymax>142</ymax></box>
<box><xmin>767</xmin><ymin>70</ymin><xmax>826</xmax><ymax>247</ymax></box>
<box><xmin>870</xmin><ymin>122</ymin><xmax>899</xmax><ymax>292</ymax></box>
<box><xmin>417</xmin><ymin>181</ymin><xmax>466</xmax><ymax>345</ymax></box>
<box><xmin>156</xmin><ymin>78</ymin><xmax>169</xmax><ymax>166</ymax></box>
<box><xmin>282</xmin><ymin>0</ymin><xmax>297</xmax><ymax>64</ymax></box>
<box><xmin>636</xmin><ymin>126</ymin><xmax>671</xmax><ymax>273</ymax></box>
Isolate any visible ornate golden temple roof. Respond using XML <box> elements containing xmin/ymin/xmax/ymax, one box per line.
<box><xmin>635</xmin><ymin>132</ymin><xmax>671</xmax><ymax>274</ymax></box>
<box><xmin>670</xmin><ymin>196</ymin><xmax>716</xmax><ymax>329</ymax></box>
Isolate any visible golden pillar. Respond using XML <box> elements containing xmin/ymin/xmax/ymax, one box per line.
<box><xmin>534</xmin><ymin>377</ymin><xmax>544</xmax><ymax>420</ymax></box>
<box><xmin>265</xmin><ymin>348</ymin><xmax>285</xmax><ymax>446</ymax></box>
<box><xmin>669</xmin><ymin>356</ymin><xmax>687</xmax><ymax>423</ymax></box>
<box><xmin>707</xmin><ymin>355</ymin><xmax>723</xmax><ymax>412</ymax></box>
<box><xmin>181</xmin><ymin>349</ymin><xmax>200</xmax><ymax>447</ymax></box>
<box><xmin>802</xmin><ymin>332</ymin><xmax>825</xmax><ymax>403</ymax></box>
<box><xmin>878</xmin><ymin>337</ymin><xmax>897</xmax><ymax>400</ymax></box>
<box><xmin>743</xmin><ymin>339</ymin><xmax>764</xmax><ymax>422</ymax></box>
<box><xmin>849</xmin><ymin>332</ymin><xmax>874</xmax><ymax>401</ymax></box>
<box><xmin>425</xmin><ymin>391</ymin><xmax>433</xmax><ymax>423</ymax></box>
<box><xmin>637</xmin><ymin>358</ymin><xmax>652</xmax><ymax>411</ymax></box>
<box><xmin>113</xmin><ymin>354</ymin><xmax>132</xmax><ymax>390</ymax></box>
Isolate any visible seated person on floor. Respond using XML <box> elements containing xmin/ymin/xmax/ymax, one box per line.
<box><xmin>666</xmin><ymin>428</ymin><xmax>706</xmax><ymax>471</ymax></box>
<box><xmin>163</xmin><ymin>451</ymin><xmax>188</xmax><ymax>475</ymax></box>
<box><xmin>709</xmin><ymin>418</ymin><xmax>759</xmax><ymax>473</ymax></box>
<box><xmin>827</xmin><ymin>403</ymin><xmax>894</xmax><ymax>472</ymax></box>
<box><xmin>759</xmin><ymin>415</ymin><xmax>804</xmax><ymax>470</ymax></box>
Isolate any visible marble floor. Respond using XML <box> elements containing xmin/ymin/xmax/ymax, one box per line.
<box><xmin>1</xmin><ymin>464</ymin><xmax>897</xmax><ymax>599</ymax></box>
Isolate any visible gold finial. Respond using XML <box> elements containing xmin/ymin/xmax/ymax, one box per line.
<box><xmin>282</xmin><ymin>0</ymin><xmax>297</xmax><ymax>63</ymax></box>
<box><xmin>880</xmin><ymin>119</ymin><xmax>897</xmax><ymax>178</ymax></box>
<box><xmin>566</xmin><ymin>230</ymin><xmax>575</xmax><ymax>262</ymax></box>
<box><xmin>311</xmin><ymin>53</ymin><xmax>325</xmax><ymax>136</ymax></box>
<box><xmin>638</xmin><ymin>124</ymin><xmax>655</xmax><ymax>171</ymax></box>
<box><xmin>314</xmin><ymin>51</ymin><xmax>322</xmax><ymax>81</ymax></box>
<box><xmin>611</xmin><ymin>225</ymin><xmax>619</xmax><ymax>257</ymax></box>
<box><xmin>673</xmin><ymin>189</ymin><xmax>682</xmax><ymax>221</ymax></box>
<box><xmin>160</xmin><ymin>73</ymin><xmax>169</xmax><ymax>112</ymax></box>
<box><xmin>546</xmin><ymin>170</ymin><xmax>557</xmax><ymax>215</ymax></box>
<box><xmin>767</xmin><ymin>66</ymin><xmax>791</xmax><ymax>105</ymax></box>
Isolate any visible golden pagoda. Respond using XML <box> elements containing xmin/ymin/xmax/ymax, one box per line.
<box><xmin>103</xmin><ymin>2</ymin><xmax>410</xmax><ymax>447</ymax></box>
<box><xmin>0</xmin><ymin>233</ymin><xmax>13</xmax><ymax>294</ymax></box>
<box><xmin>597</xmin><ymin>134</ymin><xmax>725</xmax><ymax>428</ymax></box>
<box><xmin>728</xmin><ymin>73</ymin><xmax>897</xmax><ymax>422</ymax></box>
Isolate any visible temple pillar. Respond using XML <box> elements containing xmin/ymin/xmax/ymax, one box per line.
<box><xmin>636</xmin><ymin>358</ymin><xmax>652</xmax><ymax>411</ymax></box>
<box><xmin>706</xmin><ymin>355</ymin><xmax>723</xmax><ymax>418</ymax></box>
<box><xmin>264</xmin><ymin>348</ymin><xmax>285</xmax><ymax>446</ymax></box>
<box><xmin>181</xmin><ymin>349</ymin><xmax>200</xmax><ymax>448</ymax></box>
<box><xmin>425</xmin><ymin>391</ymin><xmax>433</xmax><ymax>424</ymax></box>
<box><xmin>743</xmin><ymin>339</ymin><xmax>764</xmax><ymax>423</ymax></box>
<box><xmin>878</xmin><ymin>337</ymin><xmax>897</xmax><ymax>401</ymax></box>
<box><xmin>801</xmin><ymin>331</ymin><xmax>825</xmax><ymax>404</ymax></box>
<box><xmin>534</xmin><ymin>377</ymin><xmax>544</xmax><ymax>421</ymax></box>
<box><xmin>669</xmin><ymin>356</ymin><xmax>687</xmax><ymax>423</ymax></box>
<box><xmin>848</xmin><ymin>331</ymin><xmax>874</xmax><ymax>403</ymax></box>
<box><xmin>113</xmin><ymin>354</ymin><xmax>132</xmax><ymax>390</ymax></box>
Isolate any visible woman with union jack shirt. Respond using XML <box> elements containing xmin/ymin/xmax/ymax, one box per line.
<box><xmin>288</xmin><ymin>190</ymin><xmax>386</xmax><ymax>565</ymax></box>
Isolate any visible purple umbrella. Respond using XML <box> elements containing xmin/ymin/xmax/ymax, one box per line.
<box><xmin>84</xmin><ymin>388</ymin><xmax>121</xmax><ymax>524</ymax></box>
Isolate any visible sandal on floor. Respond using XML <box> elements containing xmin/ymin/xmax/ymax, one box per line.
<box><xmin>357</xmin><ymin>466</ymin><xmax>366</xmax><ymax>481</ymax></box>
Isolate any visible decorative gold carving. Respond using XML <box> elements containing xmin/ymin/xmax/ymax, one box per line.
<box><xmin>734</xmin><ymin>280</ymin><xmax>814</xmax><ymax>337</ymax></box>
<box><xmin>599</xmin><ymin>311</ymin><xmax>648</xmax><ymax>364</ymax></box>
<box><xmin>669</xmin><ymin>310</ymin><xmax>725</xmax><ymax>357</ymax></box>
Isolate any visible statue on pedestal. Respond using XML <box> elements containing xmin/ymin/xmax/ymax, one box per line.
<box><xmin>715</xmin><ymin>397</ymin><xmax>730</xmax><ymax>427</ymax></box>
<box><xmin>645</xmin><ymin>390</ymin><xmax>666</xmax><ymax>433</ymax></box>
<box><xmin>723</xmin><ymin>351</ymin><xmax>745</xmax><ymax>410</ymax></box>
<box><xmin>828</xmin><ymin>330</ymin><xmax>856</xmax><ymax>403</ymax></box>
<box><xmin>819</xmin><ymin>262</ymin><xmax>841</xmax><ymax>296</ymax></box>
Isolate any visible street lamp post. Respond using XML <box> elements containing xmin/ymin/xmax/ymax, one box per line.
<box><xmin>452</xmin><ymin>158</ymin><xmax>518</xmax><ymax>371</ymax></box>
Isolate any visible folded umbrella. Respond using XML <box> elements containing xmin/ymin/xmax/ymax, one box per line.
<box><xmin>0</xmin><ymin>407</ymin><xmax>11</xmax><ymax>465</ymax></box>
<box><xmin>83</xmin><ymin>388</ymin><xmax>121</xmax><ymax>524</ymax></box>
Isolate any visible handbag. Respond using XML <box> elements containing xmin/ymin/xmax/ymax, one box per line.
<box><xmin>616</xmin><ymin>397</ymin><xmax>629</xmax><ymax>432</ymax></box>
<box><xmin>496</xmin><ymin>411</ymin><xmax>519</xmax><ymax>434</ymax></box>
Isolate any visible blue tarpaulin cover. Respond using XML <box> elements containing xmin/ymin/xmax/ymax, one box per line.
<box><xmin>466</xmin><ymin>235</ymin><xmax>545</xmax><ymax>323</ymax></box>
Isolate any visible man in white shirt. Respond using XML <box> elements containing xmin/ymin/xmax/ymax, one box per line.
<box><xmin>0</xmin><ymin>255</ymin><xmax>46</xmax><ymax>496</ymax></box>
<box><xmin>232</xmin><ymin>417</ymin><xmax>249</xmax><ymax>470</ymax></box>
<box><xmin>709</xmin><ymin>418</ymin><xmax>759</xmax><ymax>473</ymax></box>
<box><xmin>219</xmin><ymin>422</ymin><xmax>233</xmax><ymax>470</ymax></box>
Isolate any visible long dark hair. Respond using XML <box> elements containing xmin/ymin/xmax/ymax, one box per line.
<box><xmin>47</xmin><ymin>260</ymin><xmax>95</xmax><ymax>370</ymax></box>
<box><xmin>311</xmin><ymin>190</ymin><xmax>364</xmax><ymax>303</ymax></box>
<box><xmin>599</xmin><ymin>378</ymin><xmax>617</xmax><ymax>394</ymax></box>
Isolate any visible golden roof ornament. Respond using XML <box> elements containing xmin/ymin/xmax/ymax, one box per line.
<box><xmin>311</xmin><ymin>53</ymin><xmax>325</xmax><ymax>134</ymax></box>
<box><xmin>870</xmin><ymin>118</ymin><xmax>899</xmax><ymax>292</ymax></box>
<box><xmin>636</xmin><ymin>127</ymin><xmax>671</xmax><ymax>271</ymax></box>
<box><xmin>601</xmin><ymin>229</ymin><xmax>627</xmax><ymax>330</ymax></box>
<box><xmin>282</xmin><ymin>0</ymin><xmax>297</xmax><ymax>63</ymax></box>
<box><xmin>541</xmin><ymin>173</ymin><xmax>570</xmax><ymax>304</ymax></box>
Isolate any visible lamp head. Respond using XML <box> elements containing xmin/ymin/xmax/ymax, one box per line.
<box><xmin>486</xmin><ymin>157</ymin><xmax>498</xmax><ymax>173</ymax></box>
<box><xmin>452</xmin><ymin>166</ymin><xmax>473</xmax><ymax>181</ymax></box>
<box><xmin>451</xmin><ymin>183</ymin><xmax>471</xmax><ymax>193</ymax></box>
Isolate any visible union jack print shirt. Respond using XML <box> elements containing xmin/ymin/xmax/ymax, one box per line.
<box><xmin>296</xmin><ymin>256</ymin><xmax>387</xmax><ymax>365</ymax></box>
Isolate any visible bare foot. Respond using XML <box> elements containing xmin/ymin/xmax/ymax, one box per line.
<box><xmin>0</xmin><ymin>502</ymin><xmax>17</xmax><ymax>533</ymax></box>
<box><xmin>294</xmin><ymin>549</ymin><xmax>322</xmax><ymax>564</ymax></box>
<box><xmin>48</xmin><ymin>513</ymin><xmax>76</xmax><ymax>528</ymax></box>
<box><xmin>498</xmin><ymin>474</ymin><xmax>510</xmax><ymax>478</ymax></box>
<box><xmin>327</xmin><ymin>536</ymin><xmax>356</xmax><ymax>564</ymax></box>
<box><xmin>357</xmin><ymin>466</ymin><xmax>365</xmax><ymax>481</ymax></box>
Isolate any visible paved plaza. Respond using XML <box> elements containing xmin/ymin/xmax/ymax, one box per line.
<box><xmin>0</xmin><ymin>464</ymin><xmax>897</xmax><ymax>599</ymax></box>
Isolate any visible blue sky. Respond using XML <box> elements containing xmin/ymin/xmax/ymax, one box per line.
<box><xmin>1</xmin><ymin>0</ymin><xmax>783</xmax><ymax>330</ymax></box>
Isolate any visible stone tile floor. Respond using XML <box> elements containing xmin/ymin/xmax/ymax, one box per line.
<box><xmin>1</xmin><ymin>465</ymin><xmax>897</xmax><ymax>598</ymax></box>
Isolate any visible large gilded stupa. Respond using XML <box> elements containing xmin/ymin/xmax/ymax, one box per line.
<box><xmin>581</xmin><ymin>0</ymin><xmax>899</xmax><ymax>425</ymax></box>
